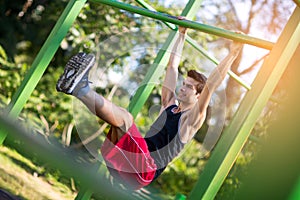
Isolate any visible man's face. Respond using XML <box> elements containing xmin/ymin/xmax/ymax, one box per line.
<box><xmin>177</xmin><ymin>77</ymin><xmax>199</xmax><ymax>104</ymax></box>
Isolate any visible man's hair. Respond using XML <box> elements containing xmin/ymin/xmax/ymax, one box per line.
<box><xmin>187</xmin><ymin>69</ymin><xmax>207</xmax><ymax>94</ymax></box>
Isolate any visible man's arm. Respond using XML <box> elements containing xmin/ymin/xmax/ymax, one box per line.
<box><xmin>197</xmin><ymin>41</ymin><xmax>243</xmax><ymax>117</ymax></box>
<box><xmin>182</xmin><ymin>40</ymin><xmax>243</xmax><ymax>143</ymax></box>
<box><xmin>161</xmin><ymin>26</ymin><xmax>187</xmax><ymax>108</ymax></box>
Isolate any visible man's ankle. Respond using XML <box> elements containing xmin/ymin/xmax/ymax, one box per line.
<box><xmin>73</xmin><ymin>85</ymin><xmax>90</xmax><ymax>98</ymax></box>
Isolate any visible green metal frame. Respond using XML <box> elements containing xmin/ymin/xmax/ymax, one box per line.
<box><xmin>289</xmin><ymin>177</ymin><xmax>300</xmax><ymax>200</ymax></box>
<box><xmin>1</xmin><ymin>0</ymin><xmax>299</xmax><ymax>199</ymax></box>
<box><xmin>236</xmin><ymin>44</ymin><xmax>300</xmax><ymax>200</ymax></box>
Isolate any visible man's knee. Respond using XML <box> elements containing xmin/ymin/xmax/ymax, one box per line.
<box><xmin>117</xmin><ymin>107</ymin><xmax>133</xmax><ymax>133</ymax></box>
<box><xmin>123</xmin><ymin>111</ymin><xmax>134</xmax><ymax>132</ymax></box>
<box><xmin>111</xmin><ymin>112</ymin><xmax>133</xmax><ymax>143</ymax></box>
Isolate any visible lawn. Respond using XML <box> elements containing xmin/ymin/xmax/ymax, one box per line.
<box><xmin>0</xmin><ymin>145</ymin><xmax>77</xmax><ymax>200</ymax></box>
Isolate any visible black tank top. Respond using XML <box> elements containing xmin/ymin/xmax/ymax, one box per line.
<box><xmin>145</xmin><ymin>105</ymin><xmax>185</xmax><ymax>179</ymax></box>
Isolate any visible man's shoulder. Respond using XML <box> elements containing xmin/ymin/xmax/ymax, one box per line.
<box><xmin>182</xmin><ymin>103</ymin><xmax>204</xmax><ymax>126</ymax></box>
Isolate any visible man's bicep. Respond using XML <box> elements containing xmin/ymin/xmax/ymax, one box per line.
<box><xmin>188</xmin><ymin>86</ymin><xmax>216</xmax><ymax>135</ymax></box>
<box><xmin>197</xmin><ymin>87</ymin><xmax>212</xmax><ymax>117</ymax></box>
<box><xmin>161</xmin><ymin>86</ymin><xmax>176</xmax><ymax>107</ymax></box>
<box><xmin>190</xmin><ymin>102</ymin><xmax>204</xmax><ymax>120</ymax></box>
<box><xmin>184</xmin><ymin>103</ymin><xmax>207</xmax><ymax>140</ymax></box>
<box><xmin>163</xmin><ymin>67</ymin><xmax>177</xmax><ymax>92</ymax></box>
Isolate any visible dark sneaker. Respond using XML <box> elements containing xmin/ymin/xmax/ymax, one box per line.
<box><xmin>56</xmin><ymin>52</ymin><xmax>95</xmax><ymax>95</ymax></box>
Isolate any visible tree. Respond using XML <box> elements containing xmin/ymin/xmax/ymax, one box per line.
<box><xmin>197</xmin><ymin>0</ymin><xmax>295</xmax><ymax>119</ymax></box>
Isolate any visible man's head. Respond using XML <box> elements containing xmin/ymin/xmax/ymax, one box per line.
<box><xmin>187</xmin><ymin>70</ymin><xmax>207</xmax><ymax>94</ymax></box>
<box><xmin>177</xmin><ymin>70</ymin><xmax>207</xmax><ymax>104</ymax></box>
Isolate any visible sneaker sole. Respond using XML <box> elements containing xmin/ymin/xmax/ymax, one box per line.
<box><xmin>57</xmin><ymin>53</ymin><xmax>95</xmax><ymax>94</ymax></box>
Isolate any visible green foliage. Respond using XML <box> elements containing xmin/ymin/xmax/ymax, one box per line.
<box><xmin>22</xmin><ymin>65</ymin><xmax>74</xmax><ymax>137</ymax></box>
<box><xmin>215</xmin><ymin>151</ymin><xmax>254</xmax><ymax>199</ymax></box>
<box><xmin>0</xmin><ymin>45</ymin><xmax>28</xmax><ymax>108</ymax></box>
<box><xmin>0</xmin><ymin>45</ymin><xmax>15</xmax><ymax>68</ymax></box>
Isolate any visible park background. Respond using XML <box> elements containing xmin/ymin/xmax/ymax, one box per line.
<box><xmin>0</xmin><ymin>0</ymin><xmax>298</xmax><ymax>199</ymax></box>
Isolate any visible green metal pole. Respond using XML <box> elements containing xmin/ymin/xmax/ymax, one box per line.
<box><xmin>135</xmin><ymin>0</ymin><xmax>251</xmax><ymax>90</ymax></box>
<box><xmin>135</xmin><ymin>0</ymin><xmax>176</xmax><ymax>30</ymax></box>
<box><xmin>91</xmin><ymin>0</ymin><xmax>274</xmax><ymax>50</ymax></box>
<box><xmin>189</xmin><ymin>7</ymin><xmax>300</xmax><ymax>200</ymax></box>
<box><xmin>0</xmin><ymin>0</ymin><xmax>87</xmax><ymax>145</ymax></box>
<box><xmin>235</xmin><ymin>44</ymin><xmax>300</xmax><ymax>200</ymax></box>
<box><xmin>289</xmin><ymin>177</ymin><xmax>300</xmax><ymax>200</ymax></box>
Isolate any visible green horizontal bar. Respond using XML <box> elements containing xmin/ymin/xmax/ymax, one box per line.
<box><xmin>91</xmin><ymin>0</ymin><xmax>274</xmax><ymax>50</ymax></box>
<box><xmin>135</xmin><ymin>0</ymin><xmax>251</xmax><ymax>90</ymax></box>
<box><xmin>135</xmin><ymin>0</ymin><xmax>177</xmax><ymax>30</ymax></box>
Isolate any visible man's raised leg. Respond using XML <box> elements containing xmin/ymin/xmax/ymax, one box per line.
<box><xmin>77</xmin><ymin>90</ymin><xmax>133</xmax><ymax>135</ymax></box>
<box><xmin>56</xmin><ymin>53</ymin><xmax>133</xmax><ymax>141</ymax></box>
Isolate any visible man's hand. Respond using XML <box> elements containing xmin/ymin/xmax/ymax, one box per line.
<box><xmin>230</xmin><ymin>41</ymin><xmax>243</xmax><ymax>54</ymax></box>
<box><xmin>177</xmin><ymin>16</ymin><xmax>187</xmax><ymax>35</ymax></box>
<box><xmin>229</xmin><ymin>31</ymin><xmax>244</xmax><ymax>54</ymax></box>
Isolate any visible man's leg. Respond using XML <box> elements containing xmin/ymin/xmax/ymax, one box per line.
<box><xmin>56</xmin><ymin>53</ymin><xmax>156</xmax><ymax>189</ymax></box>
<box><xmin>78</xmin><ymin>90</ymin><xmax>133</xmax><ymax>141</ymax></box>
<box><xmin>56</xmin><ymin>52</ymin><xmax>133</xmax><ymax>141</ymax></box>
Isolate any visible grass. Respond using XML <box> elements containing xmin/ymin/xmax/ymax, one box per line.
<box><xmin>0</xmin><ymin>144</ymin><xmax>167</xmax><ymax>200</ymax></box>
<box><xmin>0</xmin><ymin>145</ymin><xmax>77</xmax><ymax>200</ymax></box>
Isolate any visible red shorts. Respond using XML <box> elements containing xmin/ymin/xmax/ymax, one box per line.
<box><xmin>101</xmin><ymin>123</ymin><xmax>157</xmax><ymax>190</ymax></box>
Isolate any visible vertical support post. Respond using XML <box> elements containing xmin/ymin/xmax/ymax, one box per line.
<box><xmin>189</xmin><ymin>7</ymin><xmax>300</xmax><ymax>200</ymax></box>
<box><xmin>289</xmin><ymin>177</ymin><xmax>300</xmax><ymax>200</ymax></box>
<box><xmin>235</xmin><ymin>45</ymin><xmax>300</xmax><ymax>200</ymax></box>
<box><xmin>0</xmin><ymin>0</ymin><xmax>87</xmax><ymax>144</ymax></box>
<box><xmin>75</xmin><ymin>187</ymin><xmax>94</xmax><ymax>200</ymax></box>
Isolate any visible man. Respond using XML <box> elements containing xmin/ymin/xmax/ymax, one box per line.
<box><xmin>56</xmin><ymin>26</ymin><xmax>243</xmax><ymax>190</ymax></box>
